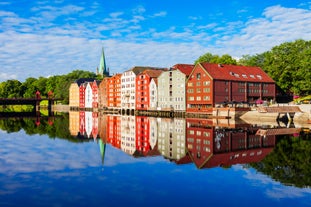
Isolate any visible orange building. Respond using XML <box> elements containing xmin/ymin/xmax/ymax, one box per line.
<box><xmin>107</xmin><ymin>74</ymin><xmax>122</xmax><ymax>109</ymax></box>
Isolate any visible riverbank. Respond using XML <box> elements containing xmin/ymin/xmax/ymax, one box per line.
<box><xmin>55</xmin><ymin>104</ymin><xmax>311</xmax><ymax>128</ymax></box>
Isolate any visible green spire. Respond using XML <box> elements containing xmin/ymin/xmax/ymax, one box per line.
<box><xmin>99</xmin><ymin>139</ymin><xmax>106</xmax><ymax>165</ymax></box>
<box><xmin>98</xmin><ymin>47</ymin><xmax>109</xmax><ymax>77</ymax></box>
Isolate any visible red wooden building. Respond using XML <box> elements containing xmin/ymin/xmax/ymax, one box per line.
<box><xmin>136</xmin><ymin>69</ymin><xmax>164</xmax><ymax>110</ymax></box>
<box><xmin>79</xmin><ymin>82</ymin><xmax>87</xmax><ymax>109</ymax></box>
<box><xmin>186</xmin><ymin>63</ymin><xmax>276</xmax><ymax>113</ymax></box>
<box><xmin>91</xmin><ymin>80</ymin><xmax>101</xmax><ymax>108</ymax></box>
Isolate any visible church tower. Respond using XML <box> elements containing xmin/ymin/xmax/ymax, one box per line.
<box><xmin>97</xmin><ymin>47</ymin><xmax>110</xmax><ymax>77</ymax></box>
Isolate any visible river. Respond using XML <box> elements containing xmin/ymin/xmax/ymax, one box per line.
<box><xmin>0</xmin><ymin>112</ymin><xmax>310</xmax><ymax>207</ymax></box>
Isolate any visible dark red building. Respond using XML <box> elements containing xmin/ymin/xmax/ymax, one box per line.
<box><xmin>186</xmin><ymin>63</ymin><xmax>276</xmax><ymax>113</ymax></box>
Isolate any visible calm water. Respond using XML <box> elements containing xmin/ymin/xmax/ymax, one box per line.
<box><xmin>0</xmin><ymin>112</ymin><xmax>310</xmax><ymax>207</ymax></box>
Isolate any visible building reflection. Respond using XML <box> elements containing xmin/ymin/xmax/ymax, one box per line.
<box><xmin>69</xmin><ymin>111</ymin><xmax>301</xmax><ymax>169</ymax></box>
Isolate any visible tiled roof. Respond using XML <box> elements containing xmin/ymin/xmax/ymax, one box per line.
<box><xmin>172</xmin><ymin>64</ymin><xmax>195</xmax><ymax>76</ymax></box>
<box><xmin>200</xmin><ymin>63</ymin><xmax>275</xmax><ymax>83</ymax></box>
<box><xmin>128</xmin><ymin>66</ymin><xmax>167</xmax><ymax>75</ymax></box>
<box><xmin>141</xmin><ymin>69</ymin><xmax>164</xmax><ymax>78</ymax></box>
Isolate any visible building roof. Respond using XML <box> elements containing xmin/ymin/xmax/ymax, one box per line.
<box><xmin>127</xmin><ymin>66</ymin><xmax>167</xmax><ymax>75</ymax></box>
<box><xmin>199</xmin><ymin>63</ymin><xmax>275</xmax><ymax>83</ymax></box>
<box><xmin>74</xmin><ymin>78</ymin><xmax>96</xmax><ymax>86</ymax></box>
<box><xmin>172</xmin><ymin>64</ymin><xmax>195</xmax><ymax>76</ymax></box>
<box><xmin>140</xmin><ymin>69</ymin><xmax>164</xmax><ymax>78</ymax></box>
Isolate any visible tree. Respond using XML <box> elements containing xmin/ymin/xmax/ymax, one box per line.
<box><xmin>218</xmin><ymin>54</ymin><xmax>237</xmax><ymax>65</ymax></box>
<box><xmin>238</xmin><ymin>39</ymin><xmax>311</xmax><ymax>96</ymax></box>
<box><xmin>22</xmin><ymin>77</ymin><xmax>38</xmax><ymax>98</ymax></box>
<box><xmin>0</xmin><ymin>70</ymin><xmax>98</xmax><ymax>103</ymax></box>
<box><xmin>195</xmin><ymin>52</ymin><xmax>237</xmax><ymax>65</ymax></box>
<box><xmin>0</xmin><ymin>80</ymin><xmax>23</xmax><ymax>98</ymax></box>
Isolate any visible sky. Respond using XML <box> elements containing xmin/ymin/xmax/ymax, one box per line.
<box><xmin>0</xmin><ymin>0</ymin><xmax>311</xmax><ymax>82</ymax></box>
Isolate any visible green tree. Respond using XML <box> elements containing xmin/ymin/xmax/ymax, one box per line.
<box><xmin>195</xmin><ymin>52</ymin><xmax>237</xmax><ymax>65</ymax></box>
<box><xmin>238</xmin><ymin>39</ymin><xmax>311</xmax><ymax>95</ymax></box>
<box><xmin>0</xmin><ymin>80</ymin><xmax>23</xmax><ymax>98</ymax></box>
<box><xmin>22</xmin><ymin>77</ymin><xmax>38</xmax><ymax>98</ymax></box>
<box><xmin>218</xmin><ymin>54</ymin><xmax>237</xmax><ymax>65</ymax></box>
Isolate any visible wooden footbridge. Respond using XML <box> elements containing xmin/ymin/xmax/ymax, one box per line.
<box><xmin>0</xmin><ymin>91</ymin><xmax>62</xmax><ymax>114</ymax></box>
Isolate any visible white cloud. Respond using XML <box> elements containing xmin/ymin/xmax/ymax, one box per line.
<box><xmin>219</xmin><ymin>5</ymin><xmax>311</xmax><ymax>56</ymax></box>
<box><xmin>0</xmin><ymin>3</ymin><xmax>311</xmax><ymax>82</ymax></box>
<box><xmin>0</xmin><ymin>72</ymin><xmax>17</xmax><ymax>81</ymax></box>
<box><xmin>238</xmin><ymin>165</ymin><xmax>311</xmax><ymax>199</ymax></box>
<box><xmin>152</xmin><ymin>11</ymin><xmax>167</xmax><ymax>18</ymax></box>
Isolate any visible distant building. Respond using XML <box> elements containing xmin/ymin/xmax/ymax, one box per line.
<box><xmin>69</xmin><ymin>78</ymin><xmax>95</xmax><ymax>109</ymax></box>
<box><xmin>121</xmin><ymin>66</ymin><xmax>166</xmax><ymax>113</ymax></box>
<box><xmin>85</xmin><ymin>82</ymin><xmax>93</xmax><ymax>109</ymax></box>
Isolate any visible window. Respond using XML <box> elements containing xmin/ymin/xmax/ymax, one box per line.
<box><xmin>196</xmin><ymin>73</ymin><xmax>201</xmax><ymax>80</ymax></box>
<box><xmin>203</xmin><ymin>81</ymin><xmax>210</xmax><ymax>86</ymax></box>
<box><xmin>203</xmin><ymin>88</ymin><xmax>210</xmax><ymax>93</ymax></box>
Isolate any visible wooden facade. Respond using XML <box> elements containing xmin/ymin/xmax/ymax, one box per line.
<box><xmin>187</xmin><ymin>63</ymin><xmax>276</xmax><ymax>113</ymax></box>
<box><xmin>107</xmin><ymin>74</ymin><xmax>121</xmax><ymax>109</ymax></box>
<box><xmin>99</xmin><ymin>77</ymin><xmax>109</xmax><ymax>109</ymax></box>
<box><xmin>91</xmin><ymin>80</ymin><xmax>101</xmax><ymax>108</ymax></box>
<box><xmin>136</xmin><ymin>69</ymin><xmax>164</xmax><ymax>110</ymax></box>
<box><xmin>69</xmin><ymin>82</ymin><xmax>80</xmax><ymax>109</ymax></box>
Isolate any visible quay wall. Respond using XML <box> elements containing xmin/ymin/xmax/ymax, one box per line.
<box><xmin>56</xmin><ymin>104</ymin><xmax>311</xmax><ymax>125</ymax></box>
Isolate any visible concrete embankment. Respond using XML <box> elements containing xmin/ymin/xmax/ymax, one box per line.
<box><xmin>240</xmin><ymin>104</ymin><xmax>311</xmax><ymax>128</ymax></box>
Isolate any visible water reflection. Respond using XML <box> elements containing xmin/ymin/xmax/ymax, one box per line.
<box><xmin>0</xmin><ymin>111</ymin><xmax>310</xmax><ymax>190</ymax></box>
<box><xmin>69</xmin><ymin>111</ymin><xmax>307</xmax><ymax>171</ymax></box>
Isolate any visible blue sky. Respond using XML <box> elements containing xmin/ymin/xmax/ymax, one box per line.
<box><xmin>0</xmin><ymin>0</ymin><xmax>311</xmax><ymax>82</ymax></box>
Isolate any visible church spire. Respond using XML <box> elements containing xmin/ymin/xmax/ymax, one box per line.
<box><xmin>98</xmin><ymin>47</ymin><xmax>109</xmax><ymax>77</ymax></box>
